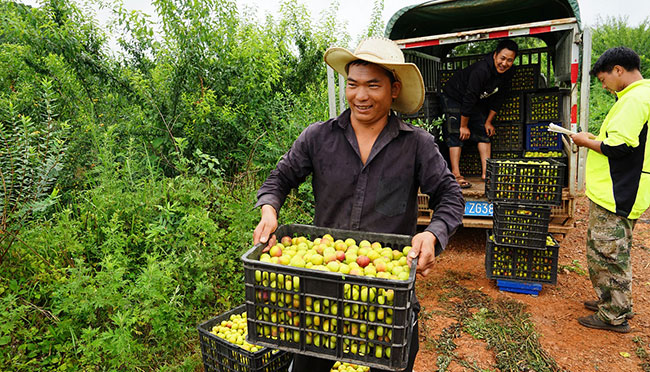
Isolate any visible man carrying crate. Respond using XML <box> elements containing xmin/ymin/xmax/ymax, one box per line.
<box><xmin>253</xmin><ymin>37</ymin><xmax>465</xmax><ymax>371</ymax></box>
<box><xmin>571</xmin><ymin>46</ymin><xmax>650</xmax><ymax>333</ymax></box>
<box><xmin>441</xmin><ymin>39</ymin><xmax>518</xmax><ymax>188</ymax></box>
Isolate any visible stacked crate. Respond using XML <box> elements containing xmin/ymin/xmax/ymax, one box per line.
<box><xmin>490</xmin><ymin>64</ymin><xmax>537</xmax><ymax>157</ymax></box>
<box><xmin>492</xmin><ymin>93</ymin><xmax>524</xmax><ymax>155</ymax></box>
<box><xmin>484</xmin><ymin>158</ymin><xmax>565</xmax><ymax>286</ymax></box>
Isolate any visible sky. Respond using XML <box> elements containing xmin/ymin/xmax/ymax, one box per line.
<box><xmin>237</xmin><ymin>0</ymin><xmax>650</xmax><ymax>41</ymax></box>
<box><xmin>17</xmin><ymin>0</ymin><xmax>650</xmax><ymax>47</ymax></box>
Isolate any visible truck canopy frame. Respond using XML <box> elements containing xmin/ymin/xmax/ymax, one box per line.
<box><xmin>386</xmin><ymin>0</ymin><xmax>581</xmax><ymax>43</ymax></box>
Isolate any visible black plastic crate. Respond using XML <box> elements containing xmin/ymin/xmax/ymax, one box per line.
<box><xmin>510</xmin><ymin>64</ymin><xmax>540</xmax><ymax>92</ymax></box>
<box><xmin>523</xmin><ymin>151</ymin><xmax>568</xmax><ymax>187</ymax></box>
<box><xmin>492</xmin><ymin>203</ymin><xmax>551</xmax><ymax>249</ymax></box>
<box><xmin>485</xmin><ymin>230</ymin><xmax>559</xmax><ymax>284</ymax></box>
<box><xmin>438</xmin><ymin>69</ymin><xmax>457</xmax><ymax>91</ymax></box>
<box><xmin>401</xmin><ymin>92</ymin><xmax>439</xmax><ymax>122</ymax></box>
<box><xmin>459</xmin><ymin>149</ymin><xmax>482</xmax><ymax>177</ymax></box>
<box><xmin>490</xmin><ymin>150</ymin><xmax>523</xmax><ymax>160</ymax></box>
<box><xmin>485</xmin><ymin>158</ymin><xmax>565</xmax><ymax>205</ymax></box>
<box><xmin>525</xmin><ymin>122</ymin><xmax>563</xmax><ymax>151</ymax></box>
<box><xmin>494</xmin><ymin>94</ymin><xmax>523</xmax><ymax>123</ymax></box>
<box><xmin>242</xmin><ymin>225</ymin><xmax>418</xmax><ymax>371</ymax></box>
<box><xmin>491</xmin><ymin>123</ymin><xmax>524</xmax><ymax>151</ymax></box>
<box><xmin>526</xmin><ymin>91</ymin><xmax>563</xmax><ymax>123</ymax></box>
<box><xmin>197</xmin><ymin>304</ymin><xmax>292</xmax><ymax>372</ymax></box>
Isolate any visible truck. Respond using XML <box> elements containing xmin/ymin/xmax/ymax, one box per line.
<box><xmin>326</xmin><ymin>0</ymin><xmax>591</xmax><ymax>234</ymax></box>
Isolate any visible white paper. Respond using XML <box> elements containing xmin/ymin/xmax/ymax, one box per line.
<box><xmin>547</xmin><ymin>122</ymin><xmax>576</xmax><ymax>136</ymax></box>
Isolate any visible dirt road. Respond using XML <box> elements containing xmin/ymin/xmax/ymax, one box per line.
<box><xmin>414</xmin><ymin>195</ymin><xmax>650</xmax><ymax>372</ymax></box>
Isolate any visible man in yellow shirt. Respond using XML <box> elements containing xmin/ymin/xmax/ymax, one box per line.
<box><xmin>571</xmin><ymin>46</ymin><xmax>650</xmax><ymax>333</ymax></box>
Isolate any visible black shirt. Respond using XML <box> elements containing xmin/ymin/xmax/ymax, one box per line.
<box><xmin>256</xmin><ymin>109</ymin><xmax>465</xmax><ymax>252</ymax></box>
<box><xmin>443</xmin><ymin>53</ymin><xmax>514</xmax><ymax>117</ymax></box>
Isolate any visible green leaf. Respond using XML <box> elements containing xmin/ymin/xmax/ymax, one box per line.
<box><xmin>0</xmin><ymin>336</ymin><xmax>11</xmax><ymax>346</ymax></box>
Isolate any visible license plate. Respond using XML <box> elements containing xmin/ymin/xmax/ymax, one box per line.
<box><xmin>464</xmin><ymin>201</ymin><xmax>493</xmax><ymax>217</ymax></box>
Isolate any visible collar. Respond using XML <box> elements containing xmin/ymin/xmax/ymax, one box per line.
<box><xmin>333</xmin><ymin>108</ymin><xmax>414</xmax><ymax>133</ymax></box>
<box><xmin>616</xmin><ymin>78</ymin><xmax>649</xmax><ymax>99</ymax></box>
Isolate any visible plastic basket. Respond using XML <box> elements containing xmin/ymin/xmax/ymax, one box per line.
<box><xmin>510</xmin><ymin>64</ymin><xmax>540</xmax><ymax>92</ymax></box>
<box><xmin>401</xmin><ymin>92</ymin><xmax>439</xmax><ymax>122</ymax></box>
<box><xmin>459</xmin><ymin>149</ymin><xmax>482</xmax><ymax>177</ymax></box>
<box><xmin>494</xmin><ymin>94</ymin><xmax>523</xmax><ymax>123</ymax></box>
<box><xmin>197</xmin><ymin>304</ymin><xmax>293</xmax><ymax>372</ymax></box>
<box><xmin>485</xmin><ymin>158</ymin><xmax>565</xmax><ymax>205</ymax></box>
<box><xmin>492</xmin><ymin>203</ymin><xmax>551</xmax><ymax>249</ymax></box>
<box><xmin>525</xmin><ymin>122</ymin><xmax>563</xmax><ymax>151</ymax></box>
<box><xmin>242</xmin><ymin>225</ymin><xmax>418</xmax><ymax>371</ymax></box>
<box><xmin>523</xmin><ymin>151</ymin><xmax>568</xmax><ymax>186</ymax></box>
<box><xmin>490</xmin><ymin>151</ymin><xmax>523</xmax><ymax>160</ymax></box>
<box><xmin>438</xmin><ymin>70</ymin><xmax>457</xmax><ymax>91</ymax></box>
<box><xmin>526</xmin><ymin>92</ymin><xmax>563</xmax><ymax>123</ymax></box>
<box><xmin>485</xmin><ymin>230</ymin><xmax>559</xmax><ymax>284</ymax></box>
<box><xmin>492</xmin><ymin>123</ymin><xmax>524</xmax><ymax>151</ymax></box>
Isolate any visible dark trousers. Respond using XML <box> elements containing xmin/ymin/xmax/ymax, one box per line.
<box><xmin>290</xmin><ymin>319</ymin><xmax>419</xmax><ymax>372</ymax></box>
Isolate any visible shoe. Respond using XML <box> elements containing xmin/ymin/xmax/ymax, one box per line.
<box><xmin>577</xmin><ymin>314</ymin><xmax>630</xmax><ymax>333</ymax></box>
<box><xmin>455</xmin><ymin>176</ymin><xmax>472</xmax><ymax>189</ymax></box>
<box><xmin>583</xmin><ymin>300</ymin><xmax>635</xmax><ymax>319</ymax></box>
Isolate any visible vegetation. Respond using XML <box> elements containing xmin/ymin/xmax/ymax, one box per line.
<box><xmin>420</xmin><ymin>271</ymin><xmax>561</xmax><ymax>372</ymax></box>
<box><xmin>588</xmin><ymin>17</ymin><xmax>650</xmax><ymax>132</ymax></box>
<box><xmin>0</xmin><ymin>0</ymin><xmax>647</xmax><ymax>370</ymax></box>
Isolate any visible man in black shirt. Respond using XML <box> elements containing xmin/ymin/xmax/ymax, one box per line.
<box><xmin>442</xmin><ymin>39</ymin><xmax>518</xmax><ymax>188</ymax></box>
<box><xmin>253</xmin><ymin>36</ymin><xmax>465</xmax><ymax>372</ymax></box>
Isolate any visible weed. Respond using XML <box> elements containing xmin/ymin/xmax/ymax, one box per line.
<box><xmin>424</xmin><ymin>270</ymin><xmax>564</xmax><ymax>372</ymax></box>
<box><xmin>633</xmin><ymin>336</ymin><xmax>650</xmax><ymax>372</ymax></box>
<box><xmin>559</xmin><ymin>259</ymin><xmax>588</xmax><ymax>276</ymax></box>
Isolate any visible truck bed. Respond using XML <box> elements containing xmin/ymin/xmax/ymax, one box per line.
<box><xmin>417</xmin><ymin>176</ymin><xmax>576</xmax><ymax>234</ymax></box>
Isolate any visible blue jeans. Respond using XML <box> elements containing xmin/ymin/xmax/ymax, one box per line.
<box><xmin>441</xmin><ymin>94</ymin><xmax>490</xmax><ymax>147</ymax></box>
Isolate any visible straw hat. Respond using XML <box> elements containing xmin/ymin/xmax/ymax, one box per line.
<box><xmin>323</xmin><ymin>37</ymin><xmax>425</xmax><ymax>114</ymax></box>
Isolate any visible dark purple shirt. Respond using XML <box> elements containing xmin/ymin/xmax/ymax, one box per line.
<box><xmin>256</xmin><ymin>109</ymin><xmax>465</xmax><ymax>253</ymax></box>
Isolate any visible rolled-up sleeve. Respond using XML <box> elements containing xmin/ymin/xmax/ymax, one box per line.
<box><xmin>255</xmin><ymin>125</ymin><xmax>316</xmax><ymax>213</ymax></box>
<box><xmin>416</xmin><ymin>133</ymin><xmax>465</xmax><ymax>253</ymax></box>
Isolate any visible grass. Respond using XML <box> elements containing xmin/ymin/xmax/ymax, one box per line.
<box><xmin>633</xmin><ymin>336</ymin><xmax>650</xmax><ymax>372</ymax></box>
<box><xmin>419</xmin><ymin>270</ymin><xmax>564</xmax><ymax>372</ymax></box>
<box><xmin>559</xmin><ymin>259</ymin><xmax>588</xmax><ymax>276</ymax></box>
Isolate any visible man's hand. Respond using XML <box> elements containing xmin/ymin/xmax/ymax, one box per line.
<box><xmin>570</xmin><ymin>131</ymin><xmax>596</xmax><ymax>147</ymax></box>
<box><xmin>459</xmin><ymin>126</ymin><xmax>471</xmax><ymax>141</ymax></box>
<box><xmin>408</xmin><ymin>231</ymin><xmax>437</xmax><ymax>277</ymax></box>
<box><xmin>253</xmin><ymin>205</ymin><xmax>278</xmax><ymax>248</ymax></box>
<box><xmin>570</xmin><ymin>132</ymin><xmax>603</xmax><ymax>154</ymax></box>
<box><xmin>485</xmin><ymin>122</ymin><xmax>496</xmax><ymax>137</ymax></box>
